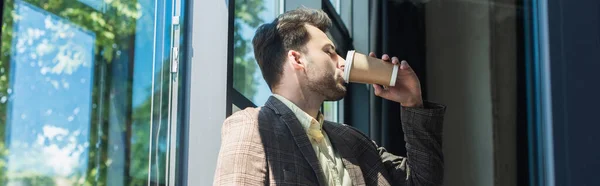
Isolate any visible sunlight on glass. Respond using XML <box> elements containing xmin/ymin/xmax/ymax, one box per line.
<box><xmin>3</xmin><ymin>1</ymin><xmax>95</xmax><ymax>185</ymax></box>
<box><xmin>0</xmin><ymin>0</ymin><xmax>179</xmax><ymax>185</ymax></box>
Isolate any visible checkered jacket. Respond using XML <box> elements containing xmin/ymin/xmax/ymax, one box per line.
<box><xmin>214</xmin><ymin>96</ymin><xmax>445</xmax><ymax>185</ymax></box>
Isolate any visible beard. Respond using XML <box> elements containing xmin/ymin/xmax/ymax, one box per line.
<box><xmin>306</xmin><ymin>65</ymin><xmax>347</xmax><ymax>101</ymax></box>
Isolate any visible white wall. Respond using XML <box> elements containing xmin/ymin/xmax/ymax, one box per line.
<box><xmin>186</xmin><ymin>0</ymin><xmax>229</xmax><ymax>185</ymax></box>
<box><xmin>425</xmin><ymin>1</ymin><xmax>495</xmax><ymax>185</ymax></box>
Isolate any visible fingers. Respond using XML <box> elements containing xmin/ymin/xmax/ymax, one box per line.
<box><xmin>382</xmin><ymin>54</ymin><xmax>390</xmax><ymax>61</ymax></box>
<box><xmin>400</xmin><ymin>60</ymin><xmax>411</xmax><ymax>70</ymax></box>
<box><xmin>369</xmin><ymin>52</ymin><xmax>403</xmax><ymax>66</ymax></box>
<box><xmin>392</xmin><ymin>57</ymin><xmax>399</xmax><ymax>65</ymax></box>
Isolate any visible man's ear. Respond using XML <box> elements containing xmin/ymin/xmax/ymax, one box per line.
<box><xmin>287</xmin><ymin>50</ymin><xmax>304</xmax><ymax>70</ymax></box>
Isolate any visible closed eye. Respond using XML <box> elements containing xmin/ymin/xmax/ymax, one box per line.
<box><xmin>323</xmin><ymin>44</ymin><xmax>337</xmax><ymax>56</ymax></box>
<box><xmin>325</xmin><ymin>49</ymin><xmax>337</xmax><ymax>57</ymax></box>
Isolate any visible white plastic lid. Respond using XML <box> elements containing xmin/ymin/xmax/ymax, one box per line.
<box><xmin>343</xmin><ymin>50</ymin><xmax>355</xmax><ymax>83</ymax></box>
<box><xmin>390</xmin><ymin>64</ymin><xmax>399</xmax><ymax>86</ymax></box>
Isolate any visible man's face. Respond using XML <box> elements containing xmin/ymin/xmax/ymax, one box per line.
<box><xmin>300</xmin><ymin>24</ymin><xmax>346</xmax><ymax>101</ymax></box>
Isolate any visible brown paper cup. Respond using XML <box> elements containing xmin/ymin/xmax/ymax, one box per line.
<box><xmin>343</xmin><ymin>50</ymin><xmax>399</xmax><ymax>86</ymax></box>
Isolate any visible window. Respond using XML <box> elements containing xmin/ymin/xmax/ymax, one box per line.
<box><xmin>322</xmin><ymin>101</ymin><xmax>339</xmax><ymax>122</ymax></box>
<box><xmin>0</xmin><ymin>0</ymin><xmax>185</xmax><ymax>185</ymax></box>
<box><xmin>329</xmin><ymin>0</ymin><xmax>341</xmax><ymax>14</ymax></box>
<box><xmin>232</xmin><ymin>0</ymin><xmax>279</xmax><ymax>107</ymax></box>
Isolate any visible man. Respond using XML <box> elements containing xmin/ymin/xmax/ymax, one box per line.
<box><xmin>214</xmin><ymin>8</ymin><xmax>446</xmax><ymax>186</ymax></box>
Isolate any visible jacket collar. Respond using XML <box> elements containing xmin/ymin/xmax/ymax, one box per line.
<box><xmin>265</xmin><ymin>96</ymin><xmax>327</xmax><ymax>185</ymax></box>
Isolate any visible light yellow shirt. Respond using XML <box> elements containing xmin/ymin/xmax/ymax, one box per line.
<box><xmin>273</xmin><ymin>94</ymin><xmax>352</xmax><ymax>186</ymax></box>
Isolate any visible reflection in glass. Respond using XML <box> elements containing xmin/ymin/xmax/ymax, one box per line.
<box><xmin>323</xmin><ymin>101</ymin><xmax>338</xmax><ymax>123</ymax></box>
<box><xmin>329</xmin><ymin>0</ymin><xmax>341</xmax><ymax>13</ymax></box>
<box><xmin>233</xmin><ymin>0</ymin><xmax>276</xmax><ymax>106</ymax></box>
<box><xmin>5</xmin><ymin>2</ymin><xmax>95</xmax><ymax>185</ymax></box>
<box><xmin>77</xmin><ymin>0</ymin><xmax>107</xmax><ymax>13</ymax></box>
<box><xmin>0</xmin><ymin>0</ymin><xmax>181</xmax><ymax>185</ymax></box>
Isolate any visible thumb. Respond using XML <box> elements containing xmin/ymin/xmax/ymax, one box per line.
<box><xmin>373</xmin><ymin>84</ymin><xmax>387</xmax><ymax>97</ymax></box>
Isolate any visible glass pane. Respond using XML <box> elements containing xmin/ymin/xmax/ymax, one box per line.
<box><xmin>422</xmin><ymin>0</ymin><xmax>523</xmax><ymax>185</ymax></box>
<box><xmin>323</xmin><ymin>101</ymin><xmax>338</xmax><ymax>122</ymax></box>
<box><xmin>0</xmin><ymin>0</ymin><xmax>182</xmax><ymax>185</ymax></box>
<box><xmin>232</xmin><ymin>104</ymin><xmax>242</xmax><ymax>114</ymax></box>
<box><xmin>329</xmin><ymin>0</ymin><xmax>341</xmax><ymax>14</ymax></box>
<box><xmin>232</xmin><ymin>0</ymin><xmax>278</xmax><ymax>106</ymax></box>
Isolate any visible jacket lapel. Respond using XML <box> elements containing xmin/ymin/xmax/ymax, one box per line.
<box><xmin>265</xmin><ymin>96</ymin><xmax>326</xmax><ymax>185</ymax></box>
<box><xmin>323</xmin><ymin>121</ymin><xmax>366</xmax><ymax>186</ymax></box>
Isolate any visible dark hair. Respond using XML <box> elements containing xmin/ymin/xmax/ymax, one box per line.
<box><xmin>252</xmin><ymin>7</ymin><xmax>331</xmax><ymax>90</ymax></box>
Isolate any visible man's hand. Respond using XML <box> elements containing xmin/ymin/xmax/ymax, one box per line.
<box><xmin>370</xmin><ymin>52</ymin><xmax>423</xmax><ymax>108</ymax></box>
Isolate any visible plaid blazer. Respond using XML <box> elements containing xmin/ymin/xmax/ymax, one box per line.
<box><xmin>214</xmin><ymin>96</ymin><xmax>446</xmax><ymax>186</ymax></box>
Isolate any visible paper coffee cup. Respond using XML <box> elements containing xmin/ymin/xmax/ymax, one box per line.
<box><xmin>343</xmin><ymin>50</ymin><xmax>399</xmax><ymax>86</ymax></box>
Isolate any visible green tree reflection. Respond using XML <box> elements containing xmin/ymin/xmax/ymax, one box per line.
<box><xmin>0</xmin><ymin>0</ymin><xmax>268</xmax><ymax>185</ymax></box>
<box><xmin>0</xmin><ymin>0</ymin><xmax>155</xmax><ymax>185</ymax></box>
<box><xmin>233</xmin><ymin>0</ymin><xmax>266</xmax><ymax>101</ymax></box>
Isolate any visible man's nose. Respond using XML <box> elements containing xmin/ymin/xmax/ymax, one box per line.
<box><xmin>336</xmin><ymin>54</ymin><xmax>345</xmax><ymax>70</ymax></box>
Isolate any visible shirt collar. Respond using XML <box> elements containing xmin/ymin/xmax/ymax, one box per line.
<box><xmin>272</xmin><ymin>94</ymin><xmax>324</xmax><ymax>131</ymax></box>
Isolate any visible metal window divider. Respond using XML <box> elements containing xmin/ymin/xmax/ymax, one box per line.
<box><xmin>166</xmin><ymin>0</ymin><xmax>181</xmax><ymax>185</ymax></box>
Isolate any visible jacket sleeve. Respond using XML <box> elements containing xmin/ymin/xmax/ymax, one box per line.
<box><xmin>213</xmin><ymin>111</ymin><xmax>268</xmax><ymax>185</ymax></box>
<box><xmin>380</xmin><ymin>101</ymin><xmax>446</xmax><ymax>186</ymax></box>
